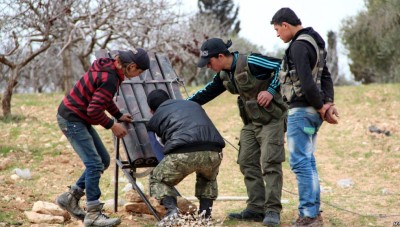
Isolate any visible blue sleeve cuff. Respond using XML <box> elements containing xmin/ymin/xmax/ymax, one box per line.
<box><xmin>267</xmin><ymin>87</ymin><xmax>276</xmax><ymax>96</ymax></box>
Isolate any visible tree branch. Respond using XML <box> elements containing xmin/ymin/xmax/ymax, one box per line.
<box><xmin>0</xmin><ymin>31</ymin><xmax>19</xmax><ymax>57</ymax></box>
<box><xmin>19</xmin><ymin>41</ymin><xmax>52</xmax><ymax>70</ymax></box>
<box><xmin>0</xmin><ymin>56</ymin><xmax>16</xmax><ymax>69</ymax></box>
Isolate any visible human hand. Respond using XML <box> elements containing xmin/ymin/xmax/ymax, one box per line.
<box><xmin>257</xmin><ymin>91</ymin><xmax>273</xmax><ymax>107</ymax></box>
<box><xmin>325</xmin><ymin>105</ymin><xmax>339</xmax><ymax>124</ymax></box>
<box><xmin>111</xmin><ymin>122</ymin><xmax>128</xmax><ymax>138</ymax></box>
<box><xmin>118</xmin><ymin>113</ymin><xmax>133</xmax><ymax>123</ymax></box>
<box><xmin>317</xmin><ymin>103</ymin><xmax>332</xmax><ymax>120</ymax></box>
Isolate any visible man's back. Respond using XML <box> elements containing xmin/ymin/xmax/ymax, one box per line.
<box><xmin>146</xmin><ymin>90</ymin><xmax>224</xmax><ymax>221</ymax></box>
<box><xmin>147</xmin><ymin>99</ymin><xmax>225</xmax><ymax>154</ymax></box>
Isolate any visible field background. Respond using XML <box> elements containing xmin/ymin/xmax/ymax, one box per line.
<box><xmin>1</xmin><ymin>84</ymin><xmax>400</xmax><ymax>226</ymax></box>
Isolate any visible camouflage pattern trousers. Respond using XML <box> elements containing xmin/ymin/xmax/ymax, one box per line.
<box><xmin>150</xmin><ymin>151</ymin><xmax>222</xmax><ymax>200</ymax></box>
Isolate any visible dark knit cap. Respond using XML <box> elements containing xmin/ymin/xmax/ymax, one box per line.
<box><xmin>118</xmin><ymin>48</ymin><xmax>150</xmax><ymax>70</ymax></box>
<box><xmin>147</xmin><ymin>89</ymin><xmax>171</xmax><ymax>111</ymax></box>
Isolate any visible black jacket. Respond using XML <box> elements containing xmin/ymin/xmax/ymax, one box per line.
<box><xmin>147</xmin><ymin>99</ymin><xmax>225</xmax><ymax>155</ymax></box>
<box><xmin>285</xmin><ymin>27</ymin><xmax>334</xmax><ymax>109</ymax></box>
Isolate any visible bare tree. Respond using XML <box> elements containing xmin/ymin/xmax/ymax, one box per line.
<box><xmin>164</xmin><ymin>12</ymin><xmax>263</xmax><ymax>85</ymax></box>
<box><xmin>0</xmin><ymin>0</ymin><xmax>69</xmax><ymax>116</ymax></box>
<box><xmin>0</xmin><ymin>0</ymin><xmax>265</xmax><ymax>110</ymax></box>
<box><xmin>53</xmin><ymin>0</ymin><xmax>126</xmax><ymax>92</ymax></box>
<box><xmin>165</xmin><ymin>14</ymin><xmax>225</xmax><ymax>85</ymax></box>
<box><xmin>53</xmin><ymin>0</ymin><xmax>186</xmax><ymax>92</ymax></box>
<box><xmin>0</xmin><ymin>0</ymin><xmax>189</xmax><ymax>97</ymax></box>
<box><xmin>198</xmin><ymin>0</ymin><xmax>241</xmax><ymax>35</ymax></box>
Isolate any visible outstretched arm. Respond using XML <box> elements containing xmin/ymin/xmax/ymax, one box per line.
<box><xmin>187</xmin><ymin>73</ymin><xmax>226</xmax><ymax>105</ymax></box>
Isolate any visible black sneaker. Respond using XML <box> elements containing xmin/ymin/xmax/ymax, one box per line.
<box><xmin>263</xmin><ymin>211</ymin><xmax>280</xmax><ymax>226</ymax></box>
<box><xmin>228</xmin><ymin>209</ymin><xmax>264</xmax><ymax>222</ymax></box>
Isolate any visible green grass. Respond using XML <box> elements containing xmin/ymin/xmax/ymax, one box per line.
<box><xmin>0</xmin><ymin>213</ymin><xmax>21</xmax><ymax>225</ymax></box>
<box><xmin>0</xmin><ymin>146</ymin><xmax>15</xmax><ymax>155</ymax></box>
<box><xmin>0</xmin><ymin>114</ymin><xmax>25</xmax><ymax>123</ymax></box>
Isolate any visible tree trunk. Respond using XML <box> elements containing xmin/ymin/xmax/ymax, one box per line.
<box><xmin>2</xmin><ymin>69</ymin><xmax>18</xmax><ymax>117</ymax></box>
<box><xmin>327</xmin><ymin>31</ymin><xmax>340</xmax><ymax>85</ymax></box>
<box><xmin>62</xmin><ymin>47</ymin><xmax>73</xmax><ymax>94</ymax></box>
<box><xmin>30</xmin><ymin>66</ymin><xmax>39</xmax><ymax>93</ymax></box>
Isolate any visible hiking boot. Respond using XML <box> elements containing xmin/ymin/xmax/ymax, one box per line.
<box><xmin>84</xmin><ymin>203</ymin><xmax>121</xmax><ymax>227</ymax></box>
<box><xmin>156</xmin><ymin>196</ymin><xmax>179</xmax><ymax>226</ymax></box>
<box><xmin>263</xmin><ymin>211</ymin><xmax>280</xmax><ymax>226</ymax></box>
<box><xmin>162</xmin><ymin>196</ymin><xmax>179</xmax><ymax>218</ymax></box>
<box><xmin>56</xmin><ymin>186</ymin><xmax>86</xmax><ymax>220</ymax></box>
<box><xmin>198</xmin><ymin>198</ymin><xmax>214</xmax><ymax>218</ymax></box>
<box><xmin>228</xmin><ymin>208</ymin><xmax>264</xmax><ymax>222</ymax></box>
<box><xmin>292</xmin><ymin>216</ymin><xmax>322</xmax><ymax>227</ymax></box>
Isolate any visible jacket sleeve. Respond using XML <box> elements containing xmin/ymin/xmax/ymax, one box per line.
<box><xmin>290</xmin><ymin>41</ymin><xmax>324</xmax><ymax>110</ymax></box>
<box><xmin>147</xmin><ymin>117</ymin><xmax>157</xmax><ymax>134</ymax></box>
<box><xmin>147</xmin><ymin>112</ymin><xmax>162</xmax><ymax>137</ymax></box>
<box><xmin>321</xmin><ymin>64</ymin><xmax>334</xmax><ymax>103</ymax></box>
<box><xmin>107</xmin><ymin>102</ymin><xmax>123</xmax><ymax>120</ymax></box>
<box><xmin>87</xmin><ymin>72</ymin><xmax>121</xmax><ymax>129</ymax></box>
<box><xmin>247</xmin><ymin>53</ymin><xmax>282</xmax><ymax>95</ymax></box>
<box><xmin>187</xmin><ymin>73</ymin><xmax>226</xmax><ymax>105</ymax></box>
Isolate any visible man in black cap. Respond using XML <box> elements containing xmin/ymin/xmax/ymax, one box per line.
<box><xmin>117</xmin><ymin>48</ymin><xmax>150</xmax><ymax>73</ymax></box>
<box><xmin>55</xmin><ymin>48</ymin><xmax>150</xmax><ymax>226</ymax></box>
<box><xmin>188</xmin><ymin>38</ymin><xmax>287</xmax><ymax>226</ymax></box>
<box><xmin>271</xmin><ymin>7</ymin><xmax>338</xmax><ymax>227</ymax></box>
<box><xmin>146</xmin><ymin>89</ymin><xmax>225</xmax><ymax>223</ymax></box>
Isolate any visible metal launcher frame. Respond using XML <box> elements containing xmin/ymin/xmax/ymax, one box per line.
<box><xmin>112</xmin><ymin>52</ymin><xmax>183</xmax><ymax>221</ymax></box>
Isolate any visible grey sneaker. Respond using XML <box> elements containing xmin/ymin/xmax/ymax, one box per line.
<box><xmin>56</xmin><ymin>186</ymin><xmax>86</xmax><ymax>220</ymax></box>
<box><xmin>84</xmin><ymin>203</ymin><xmax>121</xmax><ymax>227</ymax></box>
<box><xmin>263</xmin><ymin>211</ymin><xmax>280</xmax><ymax>226</ymax></box>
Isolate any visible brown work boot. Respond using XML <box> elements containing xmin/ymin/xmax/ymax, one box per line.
<box><xmin>317</xmin><ymin>212</ymin><xmax>323</xmax><ymax>224</ymax></box>
<box><xmin>292</xmin><ymin>215</ymin><xmax>323</xmax><ymax>227</ymax></box>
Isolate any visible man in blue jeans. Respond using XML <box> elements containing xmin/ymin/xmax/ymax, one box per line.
<box><xmin>270</xmin><ymin>8</ymin><xmax>339</xmax><ymax>227</ymax></box>
<box><xmin>56</xmin><ymin>48</ymin><xmax>150</xmax><ymax>226</ymax></box>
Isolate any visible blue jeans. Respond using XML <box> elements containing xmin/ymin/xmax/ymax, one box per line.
<box><xmin>57</xmin><ymin>114</ymin><xmax>110</xmax><ymax>203</ymax></box>
<box><xmin>287</xmin><ymin>107</ymin><xmax>323</xmax><ymax>218</ymax></box>
<box><xmin>148</xmin><ymin>131</ymin><xmax>165</xmax><ymax>161</ymax></box>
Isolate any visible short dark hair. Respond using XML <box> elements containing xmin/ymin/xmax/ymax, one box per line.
<box><xmin>270</xmin><ymin>7</ymin><xmax>302</xmax><ymax>26</ymax></box>
<box><xmin>147</xmin><ymin>89</ymin><xmax>170</xmax><ymax>111</ymax></box>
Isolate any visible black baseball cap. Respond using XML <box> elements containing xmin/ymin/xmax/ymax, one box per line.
<box><xmin>118</xmin><ymin>48</ymin><xmax>150</xmax><ymax>70</ymax></box>
<box><xmin>197</xmin><ymin>38</ymin><xmax>231</xmax><ymax>68</ymax></box>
